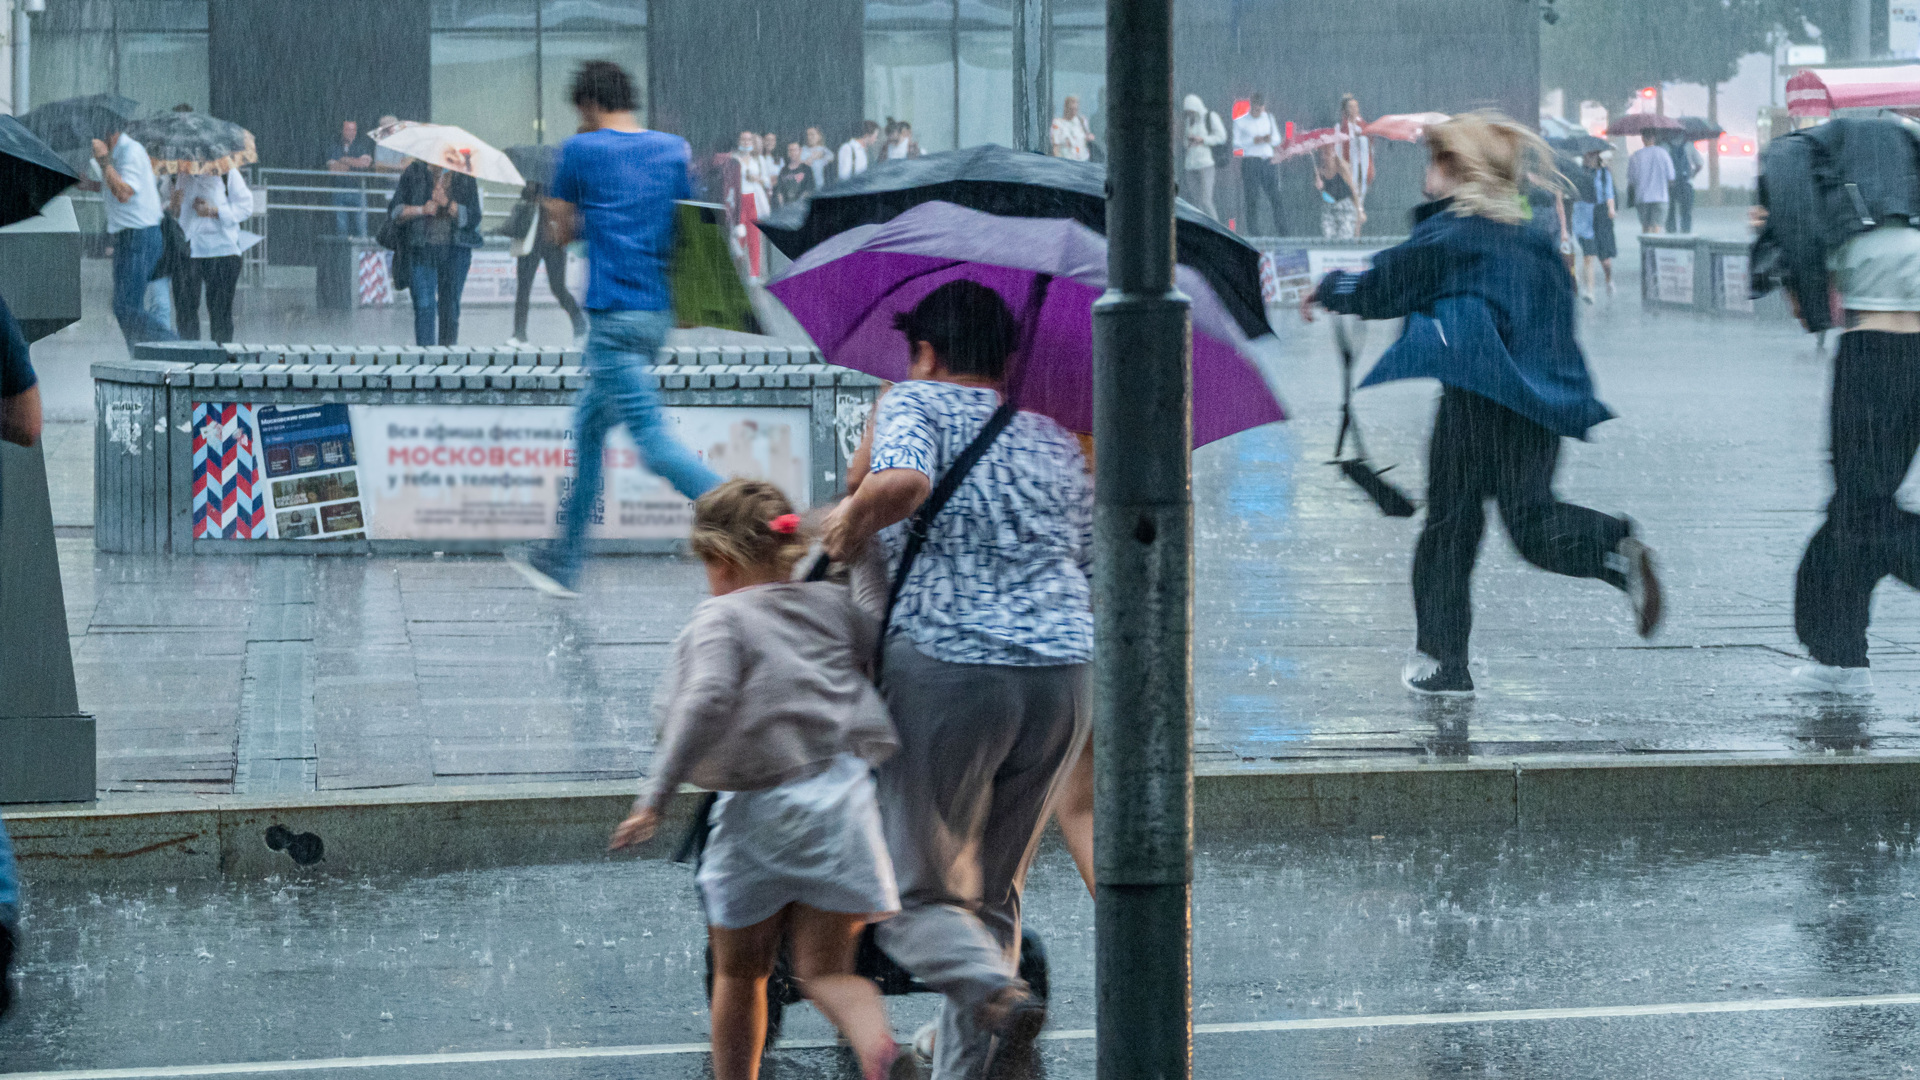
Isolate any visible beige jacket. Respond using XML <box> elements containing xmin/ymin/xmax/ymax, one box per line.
<box><xmin>636</xmin><ymin>579</ymin><xmax>896</xmax><ymax>809</ymax></box>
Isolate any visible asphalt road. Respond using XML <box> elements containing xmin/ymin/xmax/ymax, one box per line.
<box><xmin>7</xmin><ymin>818</ymin><xmax>1920</xmax><ymax>1078</ymax></box>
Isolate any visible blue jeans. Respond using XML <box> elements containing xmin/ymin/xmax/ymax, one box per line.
<box><xmin>408</xmin><ymin>244</ymin><xmax>474</xmax><ymax>346</ymax></box>
<box><xmin>553</xmin><ymin>309</ymin><xmax>724</xmax><ymax>586</ymax></box>
<box><xmin>110</xmin><ymin>225</ymin><xmax>178</xmax><ymax>349</ymax></box>
<box><xmin>0</xmin><ymin>817</ymin><xmax>17</xmax><ymax>930</ymax></box>
<box><xmin>332</xmin><ymin>183</ymin><xmax>368</xmax><ymax>237</ymax></box>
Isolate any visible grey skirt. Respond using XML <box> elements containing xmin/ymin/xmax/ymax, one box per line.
<box><xmin>697</xmin><ymin>753</ymin><xmax>900</xmax><ymax>930</ymax></box>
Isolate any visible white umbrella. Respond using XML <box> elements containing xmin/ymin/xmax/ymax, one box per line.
<box><xmin>371</xmin><ymin>121</ymin><xmax>524</xmax><ymax>186</ymax></box>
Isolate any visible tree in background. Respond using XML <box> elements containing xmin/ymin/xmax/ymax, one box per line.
<box><xmin>1543</xmin><ymin>0</ymin><xmax>1857</xmax><ymax>116</ymax></box>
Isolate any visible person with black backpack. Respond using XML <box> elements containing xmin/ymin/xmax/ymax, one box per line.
<box><xmin>823</xmin><ymin>280</ymin><xmax>1091</xmax><ymax>1078</ymax></box>
<box><xmin>1754</xmin><ymin>116</ymin><xmax>1920</xmax><ymax>695</ymax></box>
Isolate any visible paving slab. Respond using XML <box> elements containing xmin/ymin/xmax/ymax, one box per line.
<box><xmin>30</xmin><ymin>208</ymin><xmax>1920</xmax><ymax>800</ymax></box>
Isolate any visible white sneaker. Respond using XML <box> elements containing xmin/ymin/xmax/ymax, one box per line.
<box><xmin>912</xmin><ymin>1022</ymin><xmax>937</xmax><ymax>1066</ymax></box>
<box><xmin>1791</xmin><ymin>664</ymin><xmax>1874</xmax><ymax>696</ymax></box>
<box><xmin>504</xmin><ymin>336</ymin><xmax>529</xmax><ymax>348</ymax></box>
<box><xmin>504</xmin><ymin>544</ymin><xmax>580</xmax><ymax>599</ymax></box>
<box><xmin>1582</xmin><ymin>289</ymin><xmax>1595</xmax><ymax>304</ymax></box>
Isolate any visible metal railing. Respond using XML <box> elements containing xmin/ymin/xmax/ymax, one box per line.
<box><xmin>64</xmin><ymin>166</ymin><xmax>521</xmax><ymax>286</ymax></box>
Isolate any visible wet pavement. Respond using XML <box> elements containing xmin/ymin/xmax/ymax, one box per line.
<box><xmin>7</xmin><ymin>819</ymin><xmax>1920</xmax><ymax>1077</ymax></box>
<box><xmin>31</xmin><ymin>204</ymin><xmax>1920</xmax><ymax>795</ymax></box>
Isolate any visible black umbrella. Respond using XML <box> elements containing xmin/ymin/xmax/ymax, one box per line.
<box><xmin>20</xmin><ymin>93</ymin><xmax>141</xmax><ymax>153</ymax></box>
<box><xmin>1548</xmin><ymin>133</ymin><xmax>1611</xmax><ymax>156</ymax></box>
<box><xmin>123</xmin><ymin>111</ymin><xmax>257</xmax><ymax>175</ymax></box>
<box><xmin>1675</xmin><ymin>116</ymin><xmax>1725</xmax><ymax>141</ymax></box>
<box><xmin>758</xmin><ymin>143</ymin><xmax>1271</xmax><ymax>339</ymax></box>
<box><xmin>0</xmin><ymin>115</ymin><xmax>81</xmax><ymax>228</ymax></box>
<box><xmin>505</xmin><ymin>145</ymin><xmax>558</xmax><ymax>189</ymax></box>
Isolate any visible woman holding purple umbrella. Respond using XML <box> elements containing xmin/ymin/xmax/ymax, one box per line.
<box><xmin>825</xmin><ymin>280</ymin><xmax>1089</xmax><ymax>1078</ymax></box>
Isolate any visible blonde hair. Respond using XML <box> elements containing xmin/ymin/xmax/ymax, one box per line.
<box><xmin>1425</xmin><ymin>110</ymin><xmax>1567</xmax><ymax>226</ymax></box>
<box><xmin>688</xmin><ymin>479</ymin><xmax>807</xmax><ymax>573</ymax></box>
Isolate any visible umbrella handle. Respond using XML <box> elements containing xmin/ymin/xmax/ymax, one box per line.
<box><xmin>1006</xmin><ymin>272</ymin><xmax>1052</xmax><ymax>408</ymax></box>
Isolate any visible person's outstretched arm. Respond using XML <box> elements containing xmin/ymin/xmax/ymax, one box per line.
<box><xmin>1307</xmin><ymin>238</ymin><xmax>1446</xmax><ymax>321</ymax></box>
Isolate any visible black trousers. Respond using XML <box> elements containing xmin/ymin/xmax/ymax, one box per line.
<box><xmin>1415</xmin><ymin>388</ymin><xmax>1629</xmax><ymax>667</ymax></box>
<box><xmin>1240</xmin><ymin>157</ymin><xmax>1282</xmax><ymax>236</ymax></box>
<box><xmin>512</xmin><ymin>243</ymin><xmax>586</xmax><ymax>339</ymax></box>
<box><xmin>1665</xmin><ymin>181</ymin><xmax>1694</xmax><ymax>233</ymax></box>
<box><xmin>1795</xmin><ymin>332</ymin><xmax>1920</xmax><ymax>668</ymax></box>
<box><xmin>170</xmin><ymin>254</ymin><xmax>242</xmax><ymax>343</ymax></box>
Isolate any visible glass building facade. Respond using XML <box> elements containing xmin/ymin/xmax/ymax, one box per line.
<box><xmin>31</xmin><ymin>0</ymin><xmax>210</xmax><ymax>113</ymax></box>
<box><xmin>20</xmin><ymin>0</ymin><xmax>1095</xmax><ymax>155</ymax></box>
<box><xmin>864</xmin><ymin>0</ymin><xmax>1105</xmax><ymax>153</ymax></box>
<box><xmin>430</xmin><ymin>0</ymin><xmax>648</xmax><ymax>149</ymax></box>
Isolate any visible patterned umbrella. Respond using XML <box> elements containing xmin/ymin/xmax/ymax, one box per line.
<box><xmin>373</xmin><ymin>122</ymin><xmax>523</xmax><ymax>186</ymax></box>
<box><xmin>20</xmin><ymin>94</ymin><xmax>141</xmax><ymax>153</ymax></box>
<box><xmin>1361</xmin><ymin>112</ymin><xmax>1450</xmax><ymax>142</ymax></box>
<box><xmin>1276</xmin><ymin>126</ymin><xmax>1350</xmax><ymax>162</ymax></box>
<box><xmin>122</xmin><ymin>111</ymin><xmax>257</xmax><ymax>175</ymax></box>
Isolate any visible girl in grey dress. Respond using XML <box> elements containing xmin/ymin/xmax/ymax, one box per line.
<box><xmin>609</xmin><ymin>479</ymin><xmax>913</xmax><ymax>1080</ymax></box>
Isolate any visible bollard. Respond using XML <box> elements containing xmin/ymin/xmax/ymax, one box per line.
<box><xmin>1094</xmin><ymin>0</ymin><xmax>1194</xmax><ymax>1077</ymax></box>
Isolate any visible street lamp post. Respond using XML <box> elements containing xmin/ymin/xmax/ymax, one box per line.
<box><xmin>1093</xmin><ymin>0</ymin><xmax>1193</xmax><ymax>1077</ymax></box>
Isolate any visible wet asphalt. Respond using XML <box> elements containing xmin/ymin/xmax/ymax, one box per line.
<box><xmin>7</xmin><ymin>818</ymin><xmax>1920</xmax><ymax>1078</ymax></box>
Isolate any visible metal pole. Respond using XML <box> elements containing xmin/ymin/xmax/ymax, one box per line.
<box><xmin>1093</xmin><ymin>0</ymin><xmax>1192</xmax><ymax>1077</ymax></box>
<box><xmin>12</xmin><ymin>1</ymin><xmax>30</xmax><ymax>116</ymax></box>
<box><xmin>1853</xmin><ymin>0</ymin><xmax>1874</xmax><ymax>60</ymax></box>
<box><xmin>1012</xmin><ymin>0</ymin><xmax>1050</xmax><ymax>152</ymax></box>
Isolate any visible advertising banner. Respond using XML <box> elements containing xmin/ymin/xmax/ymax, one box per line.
<box><xmin>349</xmin><ymin>404</ymin><xmax>811</xmax><ymax>541</ymax></box>
<box><xmin>1649</xmin><ymin>247</ymin><xmax>1695</xmax><ymax>306</ymax></box>
<box><xmin>192</xmin><ymin>403</ymin><xmax>368</xmax><ymax>540</ymax></box>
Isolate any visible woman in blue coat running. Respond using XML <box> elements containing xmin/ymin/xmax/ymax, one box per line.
<box><xmin>1305</xmin><ymin>112</ymin><xmax>1663</xmax><ymax>696</ymax></box>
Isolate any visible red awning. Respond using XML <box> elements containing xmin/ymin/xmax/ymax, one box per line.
<box><xmin>1786</xmin><ymin>65</ymin><xmax>1920</xmax><ymax>117</ymax></box>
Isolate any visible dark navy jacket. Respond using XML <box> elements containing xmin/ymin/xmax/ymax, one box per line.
<box><xmin>1313</xmin><ymin>198</ymin><xmax>1612</xmax><ymax>439</ymax></box>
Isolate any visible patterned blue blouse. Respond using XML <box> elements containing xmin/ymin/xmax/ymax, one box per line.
<box><xmin>868</xmin><ymin>381</ymin><xmax>1094</xmax><ymax>667</ymax></box>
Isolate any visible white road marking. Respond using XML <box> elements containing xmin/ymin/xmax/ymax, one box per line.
<box><xmin>14</xmin><ymin>993</ymin><xmax>1920</xmax><ymax>1079</ymax></box>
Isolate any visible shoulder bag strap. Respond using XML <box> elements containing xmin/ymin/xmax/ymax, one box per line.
<box><xmin>872</xmin><ymin>398</ymin><xmax>1018</xmax><ymax>679</ymax></box>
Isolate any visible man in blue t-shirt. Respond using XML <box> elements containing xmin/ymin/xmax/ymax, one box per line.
<box><xmin>506</xmin><ymin>60</ymin><xmax>723</xmax><ymax>597</ymax></box>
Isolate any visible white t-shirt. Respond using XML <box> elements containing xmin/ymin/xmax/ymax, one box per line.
<box><xmin>1051</xmin><ymin>115</ymin><xmax>1092</xmax><ymax>161</ymax></box>
<box><xmin>88</xmin><ymin>134</ymin><xmax>164</xmax><ymax>233</ymax></box>
<box><xmin>1233</xmin><ymin>111</ymin><xmax>1280</xmax><ymax>161</ymax></box>
<box><xmin>166</xmin><ymin>171</ymin><xmax>255</xmax><ymax>258</ymax></box>
<box><xmin>837</xmin><ymin>138</ymin><xmax>868</xmax><ymax>180</ymax></box>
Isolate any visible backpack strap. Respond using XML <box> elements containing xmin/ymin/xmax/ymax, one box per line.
<box><xmin>873</xmin><ymin>398</ymin><xmax>1018</xmax><ymax>678</ymax></box>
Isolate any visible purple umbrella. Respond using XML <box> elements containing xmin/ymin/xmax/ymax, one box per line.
<box><xmin>766</xmin><ymin>200</ymin><xmax>1284</xmax><ymax>447</ymax></box>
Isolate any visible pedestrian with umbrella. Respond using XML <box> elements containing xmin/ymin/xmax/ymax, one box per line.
<box><xmin>1612</xmin><ymin>114</ymin><xmax>1682</xmax><ymax>235</ymax></box>
<box><xmin>1664</xmin><ymin>129</ymin><xmax>1704</xmax><ymax>234</ymax></box>
<box><xmin>376</xmin><ymin>121</ymin><xmax>512</xmax><ymax>346</ymax></box>
<box><xmin>125</xmin><ymin>110</ymin><xmax>259</xmax><ymax>343</ymax></box>
<box><xmin>1569</xmin><ymin>145</ymin><xmax>1618</xmax><ymax>301</ymax></box>
<box><xmin>78</xmin><ymin>118</ymin><xmax>177</xmax><ymax>350</ymax></box>
<box><xmin>767</xmin><ymin>194</ymin><xmax>1281</xmax><ymax>1074</ymax></box>
<box><xmin>1303</xmin><ymin>111</ymin><xmax>1663</xmax><ymax>696</ymax></box>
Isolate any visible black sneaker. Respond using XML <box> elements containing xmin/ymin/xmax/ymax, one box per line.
<box><xmin>1402</xmin><ymin>653</ymin><xmax>1474</xmax><ymax>697</ymax></box>
<box><xmin>1606</xmin><ymin>523</ymin><xmax>1662</xmax><ymax>637</ymax></box>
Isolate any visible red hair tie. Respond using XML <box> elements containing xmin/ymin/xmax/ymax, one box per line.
<box><xmin>768</xmin><ymin>514</ymin><xmax>801</xmax><ymax>535</ymax></box>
